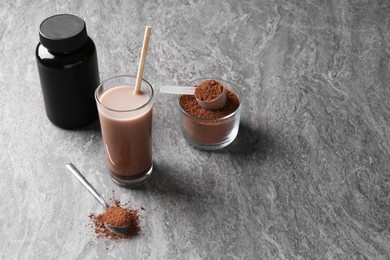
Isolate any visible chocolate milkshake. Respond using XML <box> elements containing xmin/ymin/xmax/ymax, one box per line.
<box><xmin>96</xmin><ymin>76</ymin><xmax>154</xmax><ymax>187</ymax></box>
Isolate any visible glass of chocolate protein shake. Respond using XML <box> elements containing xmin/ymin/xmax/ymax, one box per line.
<box><xmin>95</xmin><ymin>75</ymin><xmax>154</xmax><ymax>187</ymax></box>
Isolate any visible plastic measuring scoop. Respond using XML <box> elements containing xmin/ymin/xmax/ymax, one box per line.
<box><xmin>160</xmin><ymin>85</ymin><xmax>227</xmax><ymax>110</ymax></box>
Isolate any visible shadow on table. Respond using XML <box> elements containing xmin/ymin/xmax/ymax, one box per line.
<box><xmin>123</xmin><ymin>123</ymin><xmax>277</xmax><ymax>197</ymax></box>
<box><xmin>144</xmin><ymin>162</ymin><xmax>224</xmax><ymax>206</ymax></box>
<box><xmin>214</xmin><ymin>122</ymin><xmax>274</xmax><ymax>160</ymax></box>
<box><xmin>125</xmin><ymin>124</ymin><xmax>280</xmax><ymax>217</ymax></box>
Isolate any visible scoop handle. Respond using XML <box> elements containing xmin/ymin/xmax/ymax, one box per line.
<box><xmin>160</xmin><ymin>86</ymin><xmax>196</xmax><ymax>95</ymax></box>
<box><xmin>66</xmin><ymin>163</ymin><xmax>109</xmax><ymax>209</ymax></box>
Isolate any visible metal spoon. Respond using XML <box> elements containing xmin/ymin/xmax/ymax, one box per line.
<box><xmin>65</xmin><ymin>163</ymin><xmax>130</xmax><ymax>236</ymax></box>
<box><xmin>160</xmin><ymin>85</ymin><xmax>227</xmax><ymax>110</ymax></box>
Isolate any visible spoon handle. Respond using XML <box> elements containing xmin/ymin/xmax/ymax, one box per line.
<box><xmin>66</xmin><ymin>163</ymin><xmax>109</xmax><ymax>209</ymax></box>
<box><xmin>160</xmin><ymin>86</ymin><xmax>196</xmax><ymax>95</ymax></box>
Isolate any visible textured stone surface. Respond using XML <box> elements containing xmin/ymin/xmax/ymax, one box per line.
<box><xmin>1</xmin><ymin>0</ymin><xmax>390</xmax><ymax>259</ymax></box>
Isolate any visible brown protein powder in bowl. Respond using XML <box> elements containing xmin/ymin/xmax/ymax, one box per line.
<box><xmin>179</xmin><ymin>80</ymin><xmax>240</xmax><ymax>146</ymax></box>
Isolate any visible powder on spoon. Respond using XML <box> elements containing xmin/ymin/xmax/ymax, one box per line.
<box><xmin>89</xmin><ymin>199</ymin><xmax>141</xmax><ymax>241</ymax></box>
<box><xmin>104</xmin><ymin>207</ymin><xmax>132</xmax><ymax>227</ymax></box>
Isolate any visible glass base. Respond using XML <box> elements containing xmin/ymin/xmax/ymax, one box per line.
<box><xmin>184</xmin><ymin>125</ymin><xmax>239</xmax><ymax>150</ymax></box>
<box><xmin>109</xmin><ymin>164</ymin><xmax>153</xmax><ymax>188</ymax></box>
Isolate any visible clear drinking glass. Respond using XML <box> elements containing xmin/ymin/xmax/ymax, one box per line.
<box><xmin>95</xmin><ymin>75</ymin><xmax>154</xmax><ymax>187</ymax></box>
<box><xmin>178</xmin><ymin>78</ymin><xmax>241</xmax><ymax>150</ymax></box>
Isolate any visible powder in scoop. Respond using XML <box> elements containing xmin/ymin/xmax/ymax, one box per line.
<box><xmin>194</xmin><ymin>80</ymin><xmax>224</xmax><ymax>101</ymax></box>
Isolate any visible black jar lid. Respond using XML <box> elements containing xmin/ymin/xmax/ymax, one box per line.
<box><xmin>39</xmin><ymin>14</ymin><xmax>88</xmax><ymax>53</ymax></box>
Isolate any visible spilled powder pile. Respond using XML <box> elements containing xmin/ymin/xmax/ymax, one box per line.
<box><xmin>88</xmin><ymin>199</ymin><xmax>140</xmax><ymax>241</ymax></box>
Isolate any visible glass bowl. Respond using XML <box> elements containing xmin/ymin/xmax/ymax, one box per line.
<box><xmin>178</xmin><ymin>78</ymin><xmax>242</xmax><ymax>150</ymax></box>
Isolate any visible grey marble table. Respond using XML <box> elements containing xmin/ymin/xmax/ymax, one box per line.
<box><xmin>1</xmin><ymin>0</ymin><xmax>390</xmax><ymax>259</ymax></box>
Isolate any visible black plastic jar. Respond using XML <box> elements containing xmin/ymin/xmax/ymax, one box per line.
<box><xmin>36</xmin><ymin>14</ymin><xmax>100</xmax><ymax>129</ymax></box>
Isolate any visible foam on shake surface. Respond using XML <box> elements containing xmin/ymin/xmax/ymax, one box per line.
<box><xmin>100</xmin><ymin>86</ymin><xmax>150</xmax><ymax>111</ymax></box>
